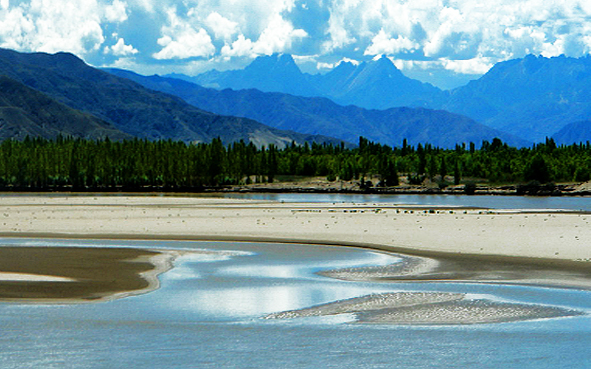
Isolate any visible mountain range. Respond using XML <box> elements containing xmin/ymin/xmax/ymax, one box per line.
<box><xmin>2</xmin><ymin>47</ymin><xmax>591</xmax><ymax>148</ymax></box>
<box><xmin>174</xmin><ymin>53</ymin><xmax>591</xmax><ymax>144</ymax></box>
<box><xmin>175</xmin><ymin>54</ymin><xmax>445</xmax><ymax>109</ymax></box>
<box><xmin>109</xmin><ymin>68</ymin><xmax>528</xmax><ymax>148</ymax></box>
<box><xmin>0</xmin><ymin>48</ymin><xmax>344</xmax><ymax>147</ymax></box>
<box><xmin>441</xmin><ymin>55</ymin><xmax>591</xmax><ymax>142</ymax></box>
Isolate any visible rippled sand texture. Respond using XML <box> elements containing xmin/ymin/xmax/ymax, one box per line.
<box><xmin>265</xmin><ymin>292</ymin><xmax>581</xmax><ymax>325</ymax></box>
<box><xmin>320</xmin><ymin>253</ymin><xmax>591</xmax><ymax>290</ymax></box>
<box><xmin>0</xmin><ymin>246</ymin><xmax>178</xmax><ymax>303</ymax></box>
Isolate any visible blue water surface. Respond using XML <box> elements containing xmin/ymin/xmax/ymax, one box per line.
<box><xmin>0</xmin><ymin>238</ymin><xmax>589</xmax><ymax>369</ymax></box>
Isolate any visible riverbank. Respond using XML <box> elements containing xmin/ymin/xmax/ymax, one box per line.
<box><xmin>1</xmin><ymin>195</ymin><xmax>590</xmax><ymax>266</ymax></box>
<box><xmin>224</xmin><ymin>177</ymin><xmax>591</xmax><ymax>196</ymax></box>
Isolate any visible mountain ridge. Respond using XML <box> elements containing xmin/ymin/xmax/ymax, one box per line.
<box><xmin>441</xmin><ymin>54</ymin><xmax>591</xmax><ymax>142</ymax></box>
<box><xmin>109</xmin><ymin>68</ymin><xmax>530</xmax><ymax>148</ymax></box>
<box><xmin>0</xmin><ymin>48</ymin><xmax>346</xmax><ymax>147</ymax></box>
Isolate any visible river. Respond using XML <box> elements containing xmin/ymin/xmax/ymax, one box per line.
<box><xmin>0</xmin><ymin>237</ymin><xmax>590</xmax><ymax>368</ymax></box>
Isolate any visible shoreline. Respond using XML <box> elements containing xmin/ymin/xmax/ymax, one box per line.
<box><xmin>1</xmin><ymin>195</ymin><xmax>591</xmax><ymax>291</ymax></box>
<box><xmin>2</xmin><ymin>231</ymin><xmax>591</xmax><ymax>271</ymax></box>
<box><xmin>0</xmin><ymin>195</ymin><xmax>590</xmax><ymax>263</ymax></box>
<box><xmin>0</xmin><ymin>246</ymin><xmax>179</xmax><ymax>303</ymax></box>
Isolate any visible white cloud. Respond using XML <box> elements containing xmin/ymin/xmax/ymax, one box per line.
<box><xmin>365</xmin><ymin>29</ymin><xmax>420</xmax><ymax>55</ymax></box>
<box><xmin>252</xmin><ymin>14</ymin><xmax>307</xmax><ymax>55</ymax></box>
<box><xmin>153</xmin><ymin>7</ymin><xmax>215</xmax><ymax>60</ymax></box>
<box><xmin>0</xmin><ymin>0</ymin><xmax>105</xmax><ymax>55</ymax></box>
<box><xmin>129</xmin><ymin>0</ymin><xmax>155</xmax><ymax>13</ymax></box>
<box><xmin>106</xmin><ymin>37</ymin><xmax>138</xmax><ymax>56</ymax></box>
<box><xmin>4</xmin><ymin>0</ymin><xmax>591</xmax><ymax>87</ymax></box>
<box><xmin>104</xmin><ymin>0</ymin><xmax>128</xmax><ymax>23</ymax></box>
<box><xmin>204</xmin><ymin>11</ymin><xmax>238</xmax><ymax>41</ymax></box>
<box><xmin>442</xmin><ymin>58</ymin><xmax>494</xmax><ymax>75</ymax></box>
<box><xmin>220</xmin><ymin>34</ymin><xmax>255</xmax><ymax>58</ymax></box>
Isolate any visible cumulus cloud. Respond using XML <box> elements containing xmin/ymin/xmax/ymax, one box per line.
<box><xmin>104</xmin><ymin>0</ymin><xmax>128</xmax><ymax>23</ymax></box>
<box><xmin>442</xmin><ymin>58</ymin><xmax>495</xmax><ymax>75</ymax></box>
<box><xmin>153</xmin><ymin>7</ymin><xmax>215</xmax><ymax>60</ymax></box>
<box><xmin>252</xmin><ymin>13</ymin><xmax>308</xmax><ymax>55</ymax></box>
<box><xmin>4</xmin><ymin>0</ymin><xmax>591</xmax><ymax>87</ymax></box>
<box><xmin>221</xmin><ymin>34</ymin><xmax>255</xmax><ymax>58</ymax></box>
<box><xmin>365</xmin><ymin>29</ymin><xmax>420</xmax><ymax>55</ymax></box>
<box><xmin>204</xmin><ymin>12</ymin><xmax>239</xmax><ymax>41</ymax></box>
<box><xmin>0</xmin><ymin>0</ymin><xmax>105</xmax><ymax>55</ymax></box>
<box><xmin>106</xmin><ymin>37</ymin><xmax>138</xmax><ymax>56</ymax></box>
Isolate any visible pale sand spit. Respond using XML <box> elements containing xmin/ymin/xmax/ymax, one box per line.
<box><xmin>1</xmin><ymin>195</ymin><xmax>590</xmax><ymax>266</ymax></box>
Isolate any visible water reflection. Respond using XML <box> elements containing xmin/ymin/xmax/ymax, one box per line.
<box><xmin>159</xmin><ymin>247</ymin><xmax>402</xmax><ymax>319</ymax></box>
<box><xmin>221</xmin><ymin>193</ymin><xmax>591</xmax><ymax>211</ymax></box>
<box><xmin>1</xmin><ymin>239</ymin><xmax>591</xmax><ymax>369</ymax></box>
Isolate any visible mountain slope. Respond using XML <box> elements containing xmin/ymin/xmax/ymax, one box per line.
<box><xmin>0</xmin><ymin>48</ymin><xmax>344</xmax><ymax>147</ymax></box>
<box><xmin>107</xmin><ymin>69</ymin><xmax>529</xmax><ymax>148</ymax></box>
<box><xmin>0</xmin><ymin>75</ymin><xmax>131</xmax><ymax>140</ymax></box>
<box><xmin>552</xmin><ymin>120</ymin><xmax>591</xmax><ymax>145</ymax></box>
<box><xmin>180</xmin><ymin>54</ymin><xmax>445</xmax><ymax>110</ymax></box>
<box><xmin>191</xmin><ymin>54</ymin><xmax>321</xmax><ymax>97</ymax></box>
<box><xmin>312</xmin><ymin>56</ymin><xmax>446</xmax><ymax>109</ymax></box>
<box><xmin>442</xmin><ymin>55</ymin><xmax>591</xmax><ymax>142</ymax></box>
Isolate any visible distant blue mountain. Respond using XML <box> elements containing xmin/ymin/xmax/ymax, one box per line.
<box><xmin>170</xmin><ymin>53</ymin><xmax>591</xmax><ymax>144</ymax></box>
<box><xmin>170</xmin><ymin>54</ymin><xmax>445</xmax><ymax>110</ymax></box>
<box><xmin>310</xmin><ymin>56</ymin><xmax>446</xmax><ymax>109</ymax></box>
<box><xmin>189</xmin><ymin>54</ymin><xmax>321</xmax><ymax>97</ymax></box>
<box><xmin>441</xmin><ymin>55</ymin><xmax>591</xmax><ymax>142</ymax></box>
<box><xmin>108</xmin><ymin>68</ymin><xmax>530</xmax><ymax>148</ymax></box>
<box><xmin>552</xmin><ymin>120</ymin><xmax>591</xmax><ymax>145</ymax></box>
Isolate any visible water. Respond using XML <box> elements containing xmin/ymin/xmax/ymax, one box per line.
<box><xmin>220</xmin><ymin>193</ymin><xmax>591</xmax><ymax>211</ymax></box>
<box><xmin>1</xmin><ymin>239</ymin><xmax>590</xmax><ymax>368</ymax></box>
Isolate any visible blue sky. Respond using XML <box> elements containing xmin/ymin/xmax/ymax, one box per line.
<box><xmin>2</xmin><ymin>0</ymin><xmax>591</xmax><ymax>89</ymax></box>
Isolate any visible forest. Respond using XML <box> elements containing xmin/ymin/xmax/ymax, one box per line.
<box><xmin>0</xmin><ymin>136</ymin><xmax>589</xmax><ymax>192</ymax></box>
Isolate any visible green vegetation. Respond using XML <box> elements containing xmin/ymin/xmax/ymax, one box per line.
<box><xmin>0</xmin><ymin>136</ymin><xmax>589</xmax><ymax>191</ymax></box>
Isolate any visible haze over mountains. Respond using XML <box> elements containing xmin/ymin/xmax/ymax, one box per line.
<box><xmin>172</xmin><ymin>53</ymin><xmax>591</xmax><ymax>144</ymax></box>
<box><xmin>0</xmin><ymin>48</ymin><xmax>344</xmax><ymax>147</ymax></box>
<box><xmin>2</xmin><ymin>47</ymin><xmax>591</xmax><ymax>148</ymax></box>
<box><xmin>441</xmin><ymin>55</ymin><xmax>591</xmax><ymax>142</ymax></box>
<box><xmin>110</xmin><ymin>68</ymin><xmax>528</xmax><ymax>148</ymax></box>
<box><xmin>175</xmin><ymin>54</ymin><xmax>446</xmax><ymax>109</ymax></box>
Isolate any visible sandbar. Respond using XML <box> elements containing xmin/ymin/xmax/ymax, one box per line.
<box><xmin>1</xmin><ymin>194</ymin><xmax>591</xmax><ymax>297</ymax></box>
<box><xmin>0</xmin><ymin>246</ymin><xmax>178</xmax><ymax>303</ymax></box>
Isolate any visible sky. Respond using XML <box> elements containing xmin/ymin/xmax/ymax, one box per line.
<box><xmin>2</xmin><ymin>0</ymin><xmax>591</xmax><ymax>89</ymax></box>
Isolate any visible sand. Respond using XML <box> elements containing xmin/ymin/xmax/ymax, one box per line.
<box><xmin>0</xmin><ymin>246</ymin><xmax>180</xmax><ymax>303</ymax></box>
<box><xmin>264</xmin><ymin>292</ymin><xmax>581</xmax><ymax>325</ymax></box>
<box><xmin>1</xmin><ymin>194</ymin><xmax>591</xmax><ymax>302</ymax></box>
<box><xmin>1</xmin><ymin>195</ymin><xmax>590</xmax><ymax>265</ymax></box>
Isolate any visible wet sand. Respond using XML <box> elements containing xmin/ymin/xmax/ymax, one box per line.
<box><xmin>0</xmin><ymin>246</ymin><xmax>179</xmax><ymax>303</ymax></box>
<box><xmin>1</xmin><ymin>195</ymin><xmax>591</xmax><ymax>302</ymax></box>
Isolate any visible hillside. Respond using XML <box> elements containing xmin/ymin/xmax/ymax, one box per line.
<box><xmin>0</xmin><ymin>75</ymin><xmax>131</xmax><ymax>140</ymax></box>
<box><xmin>0</xmin><ymin>48</ymin><xmax>345</xmax><ymax>147</ymax></box>
<box><xmin>442</xmin><ymin>55</ymin><xmax>591</xmax><ymax>142</ymax></box>
<box><xmin>107</xmin><ymin>69</ymin><xmax>529</xmax><ymax>148</ymax></box>
<box><xmin>552</xmin><ymin>120</ymin><xmax>591</xmax><ymax>145</ymax></box>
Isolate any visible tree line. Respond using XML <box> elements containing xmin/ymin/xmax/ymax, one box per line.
<box><xmin>0</xmin><ymin>136</ymin><xmax>589</xmax><ymax>191</ymax></box>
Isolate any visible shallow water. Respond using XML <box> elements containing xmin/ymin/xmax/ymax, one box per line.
<box><xmin>221</xmin><ymin>192</ymin><xmax>591</xmax><ymax>211</ymax></box>
<box><xmin>0</xmin><ymin>239</ymin><xmax>590</xmax><ymax>368</ymax></box>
